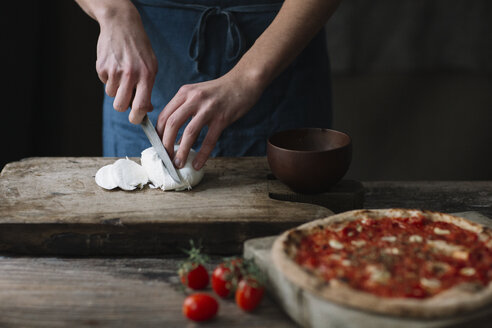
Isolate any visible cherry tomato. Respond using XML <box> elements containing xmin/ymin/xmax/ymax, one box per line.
<box><xmin>180</xmin><ymin>264</ymin><xmax>209</xmax><ymax>290</ymax></box>
<box><xmin>212</xmin><ymin>264</ymin><xmax>234</xmax><ymax>297</ymax></box>
<box><xmin>183</xmin><ymin>293</ymin><xmax>218</xmax><ymax>322</ymax></box>
<box><xmin>235</xmin><ymin>278</ymin><xmax>265</xmax><ymax>312</ymax></box>
<box><xmin>212</xmin><ymin>259</ymin><xmax>243</xmax><ymax>298</ymax></box>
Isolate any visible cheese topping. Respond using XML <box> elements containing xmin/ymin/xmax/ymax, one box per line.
<box><xmin>452</xmin><ymin>250</ymin><xmax>469</xmax><ymax>261</ymax></box>
<box><xmin>409</xmin><ymin>235</ymin><xmax>423</xmax><ymax>243</ymax></box>
<box><xmin>294</xmin><ymin>215</ymin><xmax>492</xmax><ymax>299</ymax></box>
<box><xmin>427</xmin><ymin>240</ymin><xmax>464</xmax><ymax>253</ymax></box>
<box><xmin>366</xmin><ymin>265</ymin><xmax>391</xmax><ymax>284</ymax></box>
<box><xmin>384</xmin><ymin>247</ymin><xmax>400</xmax><ymax>255</ymax></box>
<box><xmin>351</xmin><ymin>240</ymin><xmax>366</xmax><ymax>247</ymax></box>
<box><xmin>427</xmin><ymin>240</ymin><xmax>470</xmax><ymax>260</ymax></box>
<box><xmin>341</xmin><ymin>259</ymin><xmax>352</xmax><ymax>266</ymax></box>
<box><xmin>329</xmin><ymin>239</ymin><xmax>344</xmax><ymax>250</ymax></box>
<box><xmin>460</xmin><ymin>267</ymin><xmax>476</xmax><ymax>276</ymax></box>
<box><xmin>420</xmin><ymin>278</ymin><xmax>441</xmax><ymax>289</ymax></box>
<box><xmin>434</xmin><ymin>227</ymin><xmax>450</xmax><ymax>235</ymax></box>
<box><xmin>381</xmin><ymin>236</ymin><xmax>397</xmax><ymax>243</ymax></box>
<box><xmin>328</xmin><ymin>254</ymin><xmax>342</xmax><ymax>260</ymax></box>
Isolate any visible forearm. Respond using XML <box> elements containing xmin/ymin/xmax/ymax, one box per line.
<box><xmin>75</xmin><ymin>0</ymin><xmax>157</xmax><ymax>124</ymax></box>
<box><xmin>232</xmin><ymin>0</ymin><xmax>341</xmax><ymax>89</ymax></box>
<box><xmin>75</xmin><ymin>0</ymin><xmax>138</xmax><ymax>25</ymax></box>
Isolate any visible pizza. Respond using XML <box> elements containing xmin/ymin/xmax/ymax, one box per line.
<box><xmin>271</xmin><ymin>209</ymin><xmax>492</xmax><ymax>317</ymax></box>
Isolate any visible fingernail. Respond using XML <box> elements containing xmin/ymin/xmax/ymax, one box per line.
<box><xmin>174</xmin><ymin>158</ymin><xmax>182</xmax><ymax>168</ymax></box>
<box><xmin>192</xmin><ymin>159</ymin><xmax>201</xmax><ymax>170</ymax></box>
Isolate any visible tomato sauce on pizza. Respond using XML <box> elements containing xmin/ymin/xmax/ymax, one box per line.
<box><xmin>295</xmin><ymin>214</ymin><xmax>492</xmax><ymax>298</ymax></box>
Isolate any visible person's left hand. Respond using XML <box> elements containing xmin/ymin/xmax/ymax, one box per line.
<box><xmin>156</xmin><ymin>71</ymin><xmax>264</xmax><ymax>170</ymax></box>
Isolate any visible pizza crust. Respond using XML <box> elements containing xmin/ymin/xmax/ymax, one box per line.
<box><xmin>272</xmin><ymin>209</ymin><xmax>492</xmax><ymax>318</ymax></box>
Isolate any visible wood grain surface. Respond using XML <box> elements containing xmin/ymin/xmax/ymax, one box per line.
<box><xmin>0</xmin><ymin>157</ymin><xmax>353</xmax><ymax>255</ymax></box>
<box><xmin>0</xmin><ymin>181</ymin><xmax>490</xmax><ymax>327</ymax></box>
<box><xmin>0</xmin><ymin>256</ymin><xmax>296</xmax><ymax>328</ymax></box>
<box><xmin>364</xmin><ymin>181</ymin><xmax>492</xmax><ymax>218</ymax></box>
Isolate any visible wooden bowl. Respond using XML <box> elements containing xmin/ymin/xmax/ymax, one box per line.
<box><xmin>267</xmin><ymin>128</ymin><xmax>352</xmax><ymax>194</ymax></box>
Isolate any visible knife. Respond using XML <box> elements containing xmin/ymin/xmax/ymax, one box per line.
<box><xmin>140</xmin><ymin>114</ymin><xmax>182</xmax><ymax>184</ymax></box>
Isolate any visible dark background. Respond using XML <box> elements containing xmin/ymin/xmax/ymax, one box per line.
<box><xmin>1</xmin><ymin>0</ymin><xmax>491</xmax><ymax>180</ymax></box>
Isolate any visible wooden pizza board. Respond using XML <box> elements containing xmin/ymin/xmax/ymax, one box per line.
<box><xmin>0</xmin><ymin>157</ymin><xmax>363</xmax><ymax>256</ymax></box>
<box><xmin>244</xmin><ymin>211</ymin><xmax>492</xmax><ymax>328</ymax></box>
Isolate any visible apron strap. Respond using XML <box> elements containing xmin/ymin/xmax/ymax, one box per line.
<box><xmin>135</xmin><ymin>0</ymin><xmax>283</xmax><ymax>73</ymax></box>
<box><xmin>188</xmin><ymin>7</ymin><xmax>246</xmax><ymax>73</ymax></box>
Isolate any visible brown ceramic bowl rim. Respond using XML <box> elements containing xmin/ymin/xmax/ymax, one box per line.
<box><xmin>267</xmin><ymin>128</ymin><xmax>352</xmax><ymax>154</ymax></box>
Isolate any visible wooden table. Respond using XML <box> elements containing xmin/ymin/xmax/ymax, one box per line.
<box><xmin>0</xmin><ymin>181</ymin><xmax>491</xmax><ymax>327</ymax></box>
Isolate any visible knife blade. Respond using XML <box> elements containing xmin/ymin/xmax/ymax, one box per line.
<box><xmin>140</xmin><ymin>115</ymin><xmax>182</xmax><ymax>184</ymax></box>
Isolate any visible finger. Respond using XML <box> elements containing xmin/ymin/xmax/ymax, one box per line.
<box><xmin>173</xmin><ymin>115</ymin><xmax>206</xmax><ymax>169</ymax></box>
<box><xmin>96</xmin><ymin>59</ymin><xmax>109</xmax><ymax>84</ymax></box>
<box><xmin>177</xmin><ymin>114</ymin><xmax>195</xmax><ymax>145</ymax></box>
<box><xmin>193</xmin><ymin>123</ymin><xmax>222</xmax><ymax>170</ymax></box>
<box><xmin>97</xmin><ymin>69</ymin><xmax>108</xmax><ymax>84</ymax></box>
<box><xmin>113</xmin><ymin>77</ymin><xmax>135</xmax><ymax>113</ymax></box>
<box><xmin>129</xmin><ymin>82</ymin><xmax>153</xmax><ymax>124</ymax></box>
<box><xmin>105</xmin><ymin>74</ymin><xmax>120</xmax><ymax>98</ymax></box>
<box><xmin>156</xmin><ymin>86</ymin><xmax>189</xmax><ymax>136</ymax></box>
<box><xmin>162</xmin><ymin>104</ymin><xmax>195</xmax><ymax>165</ymax></box>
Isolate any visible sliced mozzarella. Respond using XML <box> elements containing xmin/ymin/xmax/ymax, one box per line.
<box><xmin>434</xmin><ymin>227</ymin><xmax>450</xmax><ymax>235</ymax></box>
<box><xmin>329</xmin><ymin>239</ymin><xmax>344</xmax><ymax>250</ymax></box>
<box><xmin>420</xmin><ymin>278</ymin><xmax>441</xmax><ymax>289</ymax></box>
<box><xmin>140</xmin><ymin>146</ymin><xmax>204</xmax><ymax>191</ymax></box>
<box><xmin>111</xmin><ymin>158</ymin><xmax>148</xmax><ymax>191</ymax></box>
<box><xmin>141</xmin><ymin>148</ymin><xmax>168</xmax><ymax>189</ymax></box>
<box><xmin>409</xmin><ymin>235</ymin><xmax>423</xmax><ymax>243</ymax></box>
<box><xmin>95</xmin><ymin>164</ymin><xmax>118</xmax><ymax>190</ymax></box>
<box><xmin>94</xmin><ymin>147</ymin><xmax>205</xmax><ymax>192</ymax></box>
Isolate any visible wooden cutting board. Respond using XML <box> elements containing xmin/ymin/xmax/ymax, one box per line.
<box><xmin>244</xmin><ymin>211</ymin><xmax>492</xmax><ymax>328</ymax></box>
<box><xmin>0</xmin><ymin>157</ymin><xmax>363</xmax><ymax>256</ymax></box>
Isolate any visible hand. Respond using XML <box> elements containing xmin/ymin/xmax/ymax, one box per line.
<box><xmin>96</xmin><ymin>5</ymin><xmax>158</xmax><ymax>124</ymax></box>
<box><xmin>156</xmin><ymin>71</ymin><xmax>264</xmax><ymax>170</ymax></box>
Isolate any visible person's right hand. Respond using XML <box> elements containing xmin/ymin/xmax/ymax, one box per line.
<box><xmin>96</xmin><ymin>4</ymin><xmax>158</xmax><ymax>124</ymax></box>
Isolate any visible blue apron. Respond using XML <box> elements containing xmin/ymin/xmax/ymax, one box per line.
<box><xmin>103</xmin><ymin>0</ymin><xmax>332</xmax><ymax>157</ymax></box>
